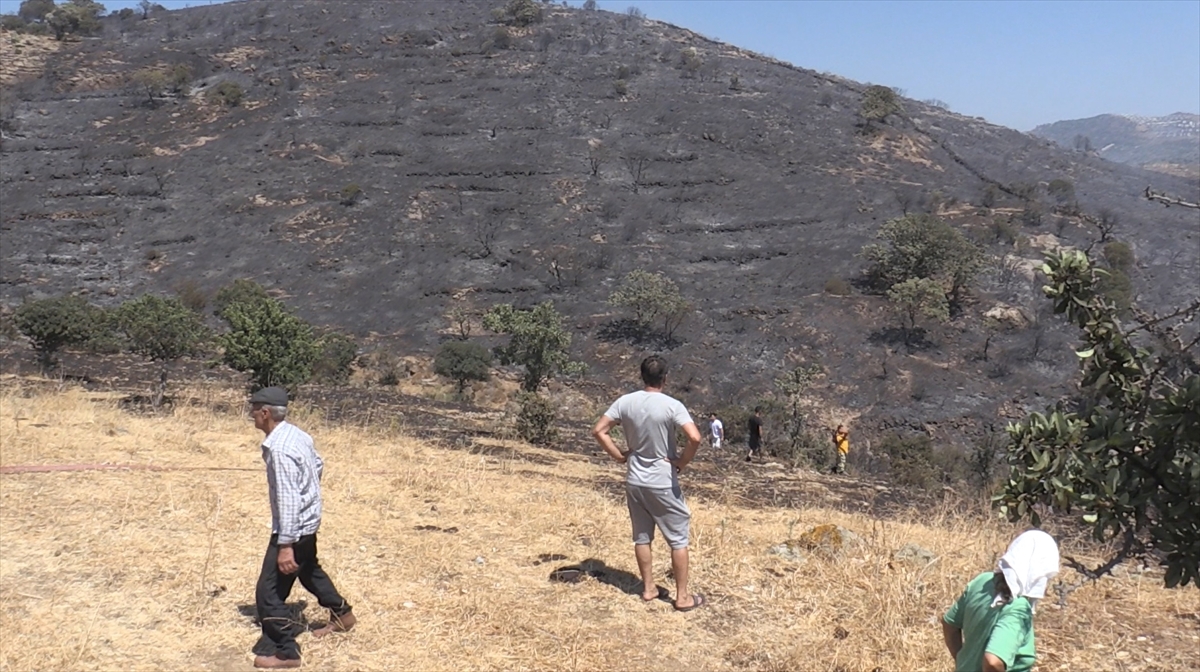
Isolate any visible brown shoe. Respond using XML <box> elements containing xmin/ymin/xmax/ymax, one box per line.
<box><xmin>312</xmin><ymin>610</ymin><xmax>356</xmax><ymax>638</ymax></box>
<box><xmin>253</xmin><ymin>654</ymin><xmax>302</xmax><ymax>669</ymax></box>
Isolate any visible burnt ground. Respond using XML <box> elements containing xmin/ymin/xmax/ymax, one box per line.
<box><xmin>1</xmin><ymin>0</ymin><xmax>1198</xmax><ymax>455</ymax></box>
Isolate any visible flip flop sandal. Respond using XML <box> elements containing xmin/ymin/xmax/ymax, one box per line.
<box><xmin>673</xmin><ymin>593</ymin><xmax>706</xmax><ymax>612</ymax></box>
<box><xmin>642</xmin><ymin>587</ymin><xmax>670</xmax><ymax>602</ymax></box>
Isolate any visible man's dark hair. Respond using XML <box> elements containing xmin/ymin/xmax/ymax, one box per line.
<box><xmin>754</xmin><ymin>406</ymin><xmax>762</xmax><ymax>414</ymax></box>
<box><xmin>640</xmin><ymin>355</ymin><xmax>667</xmax><ymax>387</ymax></box>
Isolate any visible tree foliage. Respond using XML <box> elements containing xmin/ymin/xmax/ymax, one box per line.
<box><xmin>996</xmin><ymin>250</ymin><xmax>1200</xmax><ymax>589</ymax></box>
<box><xmin>482</xmin><ymin>301</ymin><xmax>583</xmax><ymax>392</ymax></box>
<box><xmin>311</xmin><ymin>331</ymin><xmax>358</xmax><ymax>385</ymax></box>
<box><xmin>773</xmin><ymin>364</ymin><xmax>825</xmax><ymax>467</ymax></box>
<box><xmin>861</xmin><ymin>214</ymin><xmax>983</xmax><ymax>302</ymax></box>
<box><xmin>18</xmin><ymin>0</ymin><xmax>56</xmax><ymax>23</ymax></box>
<box><xmin>887</xmin><ymin>277</ymin><xmax>949</xmax><ymax>342</ymax></box>
<box><xmin>608</xmin><ymin>269</ymin><xmax>689</xmax><ymax>339</ymax></box>
<box><xmin>46</xmin><ymin>0</ymin><xmax>105</xmax><ymax>40</ymax></box>
<box><xmin>114</xmin><ymin>295</ymin><xmax>209</xmax><ymax>407</ymax></box>
<box><xmin>434</xmin><ymin>339</ymin><xmax>492</xmax><ymax>394</ymax></box>
<box><xmin>14</xmin><ymin>295</ymin><xmax>107</xmax><ymax>370</ymax></box>
<box><xmin>212</xmin><ymin>278</ymin><xmax>270</xmax><ymax>317</ymax></box>
<box><xmin>207</xmin><ymin>81</ymin><xmax>244</xmax><ymax>107</ymax></box>
<box><xmin>1047</xmin><ymin>178</ymin><xmax>1076</xmax><ymax>205</ymax></box>
<box><xmin>516</xmin><ymin>392</ymin><xmax>558</xmax><ymax>446</ymax></box>
<box><xmin>130</xmin><ymin>65</ymin><xmax>191</xmax><ymax>107</ymax></box>
<box><xmin>216</xmin><ymin>283</ymin><xmax>320</xmax><ymax>390</ymax></box>
<box><xmin>860</xmin><ymin>84</ymin><xmax>902</xmax><ymax>124</ymax></box>
<box><xmin>497</xmin><ymin>0</ymin><xmax>542</xmax><ymax>26</ymax></box>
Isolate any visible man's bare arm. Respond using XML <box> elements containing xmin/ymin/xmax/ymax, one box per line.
<box><xmin>982</xmin><ymin>653</ymin><xmax>1006</xmax><ymax>672</ymax></box>
<box><xmin>591</xmin><ymin>416</ymin><xmax>626</xmax><ymax>463</ymax></box>
<box><xmin>942</xmin><ymin>621</ymin><xmax>963</xmax><ymax>662</ymax></box>
<box><xmin>671</xmin><ymin>422</ymin><xmax>703</xmax><ymax>470</ymax></box>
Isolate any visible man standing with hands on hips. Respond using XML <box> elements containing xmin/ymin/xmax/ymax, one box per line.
<box><xmin>592</xmin><ymin>356</ymin><xmax>706</xmax><ymax>611</ymax></box>
<box><xmin>249</xmin><ymin>386</ymin><xmax>356</xmax><ymax>669</ymax></box>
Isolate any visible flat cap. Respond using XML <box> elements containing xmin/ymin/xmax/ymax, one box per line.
<box><xmin>249</xmin><ymin>386</ymin><xmax>289</xmax><ymax>406</ymax></box>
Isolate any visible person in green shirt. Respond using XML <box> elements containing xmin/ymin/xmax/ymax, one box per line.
<box><xmin>942</xmin><ymin>530</ymin><xmax>1060</xmax><ymax>672</ymax></box>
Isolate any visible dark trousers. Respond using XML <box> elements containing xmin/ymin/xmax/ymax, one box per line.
<box><xmin>253</xmin><ymin>534</ymin><xmax>351</xmax><ymax>659</ymax></box>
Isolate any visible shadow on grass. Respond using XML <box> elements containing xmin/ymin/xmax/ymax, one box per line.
<box><xmin>549</xmin><ymin>558</ymin><xmax>670</xmax><ymax>602</ymax></box>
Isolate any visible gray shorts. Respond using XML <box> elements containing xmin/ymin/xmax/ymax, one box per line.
<box><xmin>626</xmin><ymin>483</ymin><xmax>691</xmax><ymax>549</ymax></box>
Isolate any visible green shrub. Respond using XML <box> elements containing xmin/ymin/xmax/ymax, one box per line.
<box><xmin>312</xmin><ymin>331</ymin><xmax>358</xmax><ymax>385</ymax></box>
<box><xmin>46</xmin><ymin>0</ymin><xmax>104</xmax><ymax>39</ymax></box>
<box><xmin>213</xmin><ymin>278</ymin><xmax>270</xmax><ymax>317</ymax></box>
<box><xmin>434</xmin><ymin>339</ymin><xmax>492</xmax><ymax>395</ymax></box>
<box><xmin>1103</xmin><ymin>241</ymin><xmax>1135</xmax><ymax>273</ymax></box>
<box><xmin>1096</xmin><ymin>267</ymin><xmax>1133</xmax><ymax>316</ymax></box>
<box><xmin>1047</xmin><ymin>178</ymin><xmax>1075</xmax><ymax>204</ymax></box>
<box><xmin>483</xmin><ymin>301</ymin><xmax>584</xmax><ymax>392</ymax></box>
<box><xmin>217</xmin><ymin>289</ymin><xmax>320</xmax><ymax>390</ymax></box>
<box><xmin>980</xmin><ymin>184</ymin><xmax>999</xmax><ymax>208</ymax></box>
<box><xmin>861</xmin><ymin>214</ymin><xmax>982</xmax><ymax>301</ymax></box>
<box><xmin>516</xmin><ymin>392</ymin><xmax>558</xmax><ymax>446</ymax></box>
<box><xmin>168</xmin><ymin>64</ymin><xmax>192</xmax><ymax>93</ymax></box>
<box><xmin>208</xmin><ymin>81</ymin><xmax>244</xmax><ymax>107</ymax></box>
<box><xmin>491</xmin><ymin>26</ymin><xmax>511</xmax><ymax>49</ymax></box>
<box><xmin>1</xmin><ymin>15</ymin><xmax>29</xmax><ymax>31</ymax></box>
<box><xmin>14</xmin><ymin>295</ymin><xmax>108</xmax><ymax>370</ymax></box>
<box><xmin>115</xmin><ymin>295</ymin><xmax>210</xmax><ymax>406</ymax></box>
<box><xmin>860</xmin><ymin>84</ymin><xmax>901</xmax><ymax>124</ymax></box>
<box><xmin>823</xmin><ymin>278</ymin><xmax>852</xmax><ymax>296</ymax></box>
<box><xmin>613</xmin><ymin>79</ymin><xmax>628</xmax><ymax>97</ymax></box>
<box><xmin>991</xmin><ymin>219</ymin><xmax>1018</xmax><ymax>245</ymax></box>
<box><xmin>678</xmin><ymin>47</ymin><xmax>702</xmax><ymax>76</ymax></box>
<box><xmin>608</xmin><ymin>269</ymin><xmax>689</xmax><ymax>340</ymax></box>
<box><xmin>1019</xmin><ymin>204</ymin><xmax>1043</xmax><ymax>227</ymax></box>
<box><xmin>880</xmin><ymin>433</ymin><xmax>939</xmax><ymax>489</ymax></box>
<box><xmin>339</xmin><ymin>183</ymin><xmax>362</xmax><ymax>206</ymax></box>
<box><xmin>499</xmin><ymin>0</ymin><xmax>542</xmax><ymax>26</ymax></box>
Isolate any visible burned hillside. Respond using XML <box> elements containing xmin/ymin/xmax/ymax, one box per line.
<box><xmin>2</xmin><ymin>0</ymin><xmax>1198</xmax><ymax>450</ymax></box>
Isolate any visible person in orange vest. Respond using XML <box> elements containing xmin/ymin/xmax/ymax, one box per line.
<box><xmin>832</xmin><ymin>424</ymin><xmax>849</xmax><ymax>474</ymax></box>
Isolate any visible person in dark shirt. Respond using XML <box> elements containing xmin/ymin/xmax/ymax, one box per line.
<box><xmin>746</xmin><ymin>407</ymin><xmax>764</xmax><ymax>462</ymax></box>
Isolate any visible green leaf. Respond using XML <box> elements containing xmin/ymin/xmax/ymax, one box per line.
<box><xmin>1075</xmin><ymin>348</ymin><xmax>1095</xmax><ymax>358</ymax></box>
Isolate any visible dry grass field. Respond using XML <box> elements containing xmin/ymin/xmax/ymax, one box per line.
<box><xmin>1</xmin><ymin>384</ymin><xmax>1197</xmax><ymax>671</ymax></box>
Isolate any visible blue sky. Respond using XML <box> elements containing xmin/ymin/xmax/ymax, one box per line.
<box><xmin>4</xmin><ymin>0</ymin><xmax>1197</xmax><ymax>131</ymax></box>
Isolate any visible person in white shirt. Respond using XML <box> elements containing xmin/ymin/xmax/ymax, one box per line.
<box><xmin>708</xmin><ymin>413</ymin><xmax>724</xmax><ymax>449</ymax></box>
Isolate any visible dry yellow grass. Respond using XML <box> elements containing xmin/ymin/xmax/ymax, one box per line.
<box><xmin>1</xmin><ymin>385</ymin><xmax>1197</xmax><ymax>671</ymax></box>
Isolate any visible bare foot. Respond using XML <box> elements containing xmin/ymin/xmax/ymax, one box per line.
<box><xmin>253</xmin><ymin>654</ymin><xmax>301</xmax><ymax>669</ymax></box>
<box><xmin>641</xmin><ymin>587</ymin><xmax>668</xmax><ymax>602</ymax></box>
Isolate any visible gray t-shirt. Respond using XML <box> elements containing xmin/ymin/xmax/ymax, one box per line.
<box><xmin>604</xmin><ymin>390</ymin><xmax>694</xmax><ymax>489</ymax></box>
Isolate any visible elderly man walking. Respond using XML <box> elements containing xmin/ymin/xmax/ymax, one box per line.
<box><xmin>249</xmin><ymin>387</ymin><xmax>356</xmax><ymax>669</ymax></box>
<box><xmin>591</xmin><ymin>356</ymin><xmax>705</xmax><ymax>611</ymax></box>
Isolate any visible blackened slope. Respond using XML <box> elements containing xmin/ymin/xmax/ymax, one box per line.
<box><xmin>1</xmin><ymin>0</ymin><xmax>1197</xmax><ymax>447</ymax></box>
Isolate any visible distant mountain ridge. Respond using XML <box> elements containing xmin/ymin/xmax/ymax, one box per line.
<box><xmin>1030</xmin><ymin>112</ymin><xmax>1200</xmax><ymax>177</ymax></box>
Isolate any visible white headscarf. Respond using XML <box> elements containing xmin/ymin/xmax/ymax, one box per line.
<box><xmin>994</xmin><ymin>530</ymin><xmax>1060</xmax><ymax>612</ymax></box>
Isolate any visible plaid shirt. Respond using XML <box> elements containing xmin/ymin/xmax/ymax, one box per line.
<box><xmin>261</xmin><ymin>421</ymin><xmax>324</xmax><ymax>544</ymax></box>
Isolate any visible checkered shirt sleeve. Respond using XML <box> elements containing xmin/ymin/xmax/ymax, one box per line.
<box><xmin>262</xmin><ymin>422</ymin><xmax>324</xmax><ymax>544</ymax></box>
